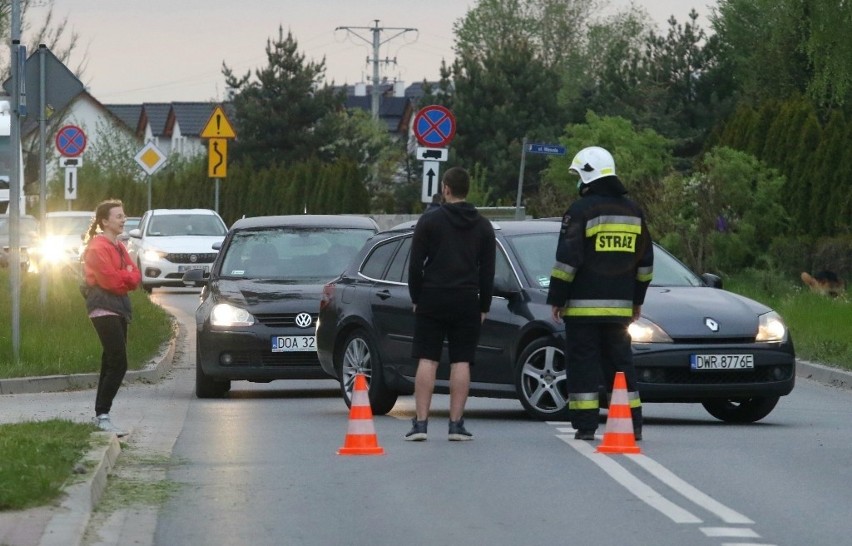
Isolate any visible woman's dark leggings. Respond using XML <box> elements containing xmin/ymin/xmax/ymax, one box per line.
<box><xmin>91</xmin><ymin>315</ymin><xmax>128</xmax><ymax>416</ymax></box>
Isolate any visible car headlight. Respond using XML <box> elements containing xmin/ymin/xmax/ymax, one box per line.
<box><xmin>143</xmin><ymin>249</ymin><xmax>167</xmax><ymax>262</ymax></box>
<box><xmin>628</xmin><ymin>317</ymin><xmax>673</xmax><ymax>343</ymax></box>
<box><xmin>210</xmin><ymin>303</ymin><xmax>255</xmax><ymax>327</ymax></box>
<box><xmin>37</xmin><ymin>236</ymin><xmax>74</xmax><ymax>264</ymax></box>
<box><xmin>756</xmin><ymin>311</ymin><xmax>786</xmax><ymax>342</ymax></box>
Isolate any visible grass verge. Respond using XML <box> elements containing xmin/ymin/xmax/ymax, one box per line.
<box><xmin>0</xmin><ymin>268</ymin><xmax>173</xmax><ymax>377</ymax></box>
<box><xmin>0</xmin><ymin>419</ymin><xmax>97</xmax><ymax>510</ymax></box>
<box><xmin>725</xmin><ymin>269</ymin><xmax>852</xmax><ymax>371</ymax></box>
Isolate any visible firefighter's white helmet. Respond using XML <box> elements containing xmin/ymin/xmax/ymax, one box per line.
<box><xmin>570</xmin><ymin>146</ymin><xmax>616</xmax><ymax>187</ymax></box>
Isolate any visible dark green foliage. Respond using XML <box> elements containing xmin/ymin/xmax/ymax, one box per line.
<box><xmin>222</xmin><ymin>27</ymin><xmax>344</xmax><ymax>168</ymax></box>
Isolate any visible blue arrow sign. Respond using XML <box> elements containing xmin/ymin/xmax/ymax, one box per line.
<box><xmin>527</xmin><ymin>143</ymin><xmax>566</xmax><ymax>156</ymax></box>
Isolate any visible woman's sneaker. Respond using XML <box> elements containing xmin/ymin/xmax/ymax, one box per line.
<box><xmin>448</xmin><ymin>419</ymin><xmax>473</xmax><ymax>441</ymax></box>
<box><xmin>94</xmin><ymin>414</ymin><xmax>128</xmax><ymax>437</ymax></box>
<box><xmin>404</xmin><ymin>418</ymin><xmax>428</xmax><ymax>441</ymax></box>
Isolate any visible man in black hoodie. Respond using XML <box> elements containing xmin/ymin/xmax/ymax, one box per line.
<box><xmin>406</xmin><ymin>166</ymin><xmax>496</xmax><ymax>441</ymax></box>
<box><xmin>546</xmin><ymin>146</ymin><xmax>654</xmax><ymax>442</ymax></box>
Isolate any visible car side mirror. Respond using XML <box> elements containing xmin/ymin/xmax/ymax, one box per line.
<box><xmin>128</xmin><ymin>228</ymin><xmax>142</xmax><ymax>239</ymax></box>
<box><xmin>701</xmin><ymin>273</ymin><xmax>723</xmax><ymax>289</ymax></box>
<box><xmin>182</xmin><ymin>268</ymin><xmax>207</xmax><ymax>287</ymax></box>
<box><xmin>493</xmin><ymin>276</ymin><xmax>522</xmax><ymax>299</ymax></box>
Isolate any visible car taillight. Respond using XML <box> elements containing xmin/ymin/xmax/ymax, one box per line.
<box><xmin>320</xmin><ymin>283</ymin><xmax>335</xmax><ymax>311</ymax></box>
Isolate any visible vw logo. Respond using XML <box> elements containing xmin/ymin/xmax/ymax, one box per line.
<box><xmin>189</xmin><ymin>254</ymin><xmax>198</xmax><ymax>263</ymax></box>
<box><xmin>295</xmin><ymin>313</ymin><xmax>313</xmax><ymax>328</ymax></box>
<box><xmin>704</xmin><ymin>317</ymin><xmax>719</xmax><ymax>332</ymax></box>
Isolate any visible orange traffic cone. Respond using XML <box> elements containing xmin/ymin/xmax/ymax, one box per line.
<box><xmin>337</xmin><ymin>373</ymin><xmax>385</xmax><ymax>456</ymax></box>
<box><xmin>596</xmin><ymin>371</ymin><xmax>641</xmax><ymax>454</ymax></box>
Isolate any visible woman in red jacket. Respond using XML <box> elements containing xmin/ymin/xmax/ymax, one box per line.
<box><xmin>81</xmin><ymin>199</ymin><xmax>141</xmax><ymax>436</ymax></box>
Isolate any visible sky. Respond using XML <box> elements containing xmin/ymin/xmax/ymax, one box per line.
<box><xmin>28</xmin><ymin>0</ymin><xmax>715</xmax><ymax>105</ymax></box>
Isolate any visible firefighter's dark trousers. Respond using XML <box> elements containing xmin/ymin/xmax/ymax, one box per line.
<box><xmin>564</xmin><ymin>321</ymin><xmax>642</xmax><ymax>432</ymax></box>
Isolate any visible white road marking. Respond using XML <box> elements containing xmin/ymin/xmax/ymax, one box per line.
<box><xmin>629</xmin><ymin>455</ymin><xmax>755</xmax><ymax>524</ymax></box>
<box><xmin>557</xmin><ymin>435</ymin><xmax>702</xmax><ymax>524</ymax></box>
<box><xmin>553</xmin><ymin>423</ymin><xmax>773</xmax><ymax>545</ymax></box>
<box><xmin>701</xmin><ymin>527</ymin><xmax>761</xmax><ymax>538</ymax></box>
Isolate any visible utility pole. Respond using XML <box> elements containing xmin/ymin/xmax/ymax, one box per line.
<box><xmin>9</xmin><ymin>0</ymin><xmax>23</xmax><ymax>361</ymax></box>
<box><xmin>335</xmin><ymin>20</ymin><xmax>416</xmax><ymax>119</ymax></box>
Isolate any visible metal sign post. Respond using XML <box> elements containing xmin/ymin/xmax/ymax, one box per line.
<box><xmin>516</xmin><ymin>140</ymin><xmax>567</xmax><ymax>219</ymax></box>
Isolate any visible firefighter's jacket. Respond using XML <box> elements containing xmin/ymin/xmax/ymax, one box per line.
<box><xmin>546</xmin><ymin>176</ymin><xmax>653</xmax><ymax>323</ymax></box>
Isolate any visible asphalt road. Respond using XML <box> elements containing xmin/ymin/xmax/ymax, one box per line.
<box><xmin>1</xmin><ymin>289</ymin><xmax>850</xmax><ymax>546</ymax></box>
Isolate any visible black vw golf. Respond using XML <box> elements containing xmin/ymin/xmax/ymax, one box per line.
<box><xmin>316</xmin><ymin>220</ymin><xmax>795</xmax><ymax>423</ymax></box>
<box><xmin>184</xmin><ymin>215</ymin><xmax>378</xmax><ymax>398</ymax></box>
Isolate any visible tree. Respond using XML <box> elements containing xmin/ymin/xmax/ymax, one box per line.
<box><xmin>0</xmin><ymin>0</ymin><xmax>83</xmax><ymax>79</ymax></box>
<box><xmin>536</xmin><ymin>113</ymin><xmax>672</xmax><ymax>222</ymax></box>
<box><xmin>657</xmin><ymin>147</ymin><xmax>788</xmax><ymax>273</ymax></box>
<box><xmin>223</xmin><ymin>27</ymin><xmax>344</xmax><ymax>168</ymax></box>
<box><xmin>453</xmin><ymin>0</ymin><xmax>599</xmax><ymax>70</ymax></box>
<box><xmin>711</xmin><ymin>0</ymin><xmax>810</xmax><ymax>104</ymax></box>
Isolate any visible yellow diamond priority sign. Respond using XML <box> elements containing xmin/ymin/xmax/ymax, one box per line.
<box><xmin>134</xmin><ymin>142</ymin><xmax>167</xmax><ymax>175</ymax></box>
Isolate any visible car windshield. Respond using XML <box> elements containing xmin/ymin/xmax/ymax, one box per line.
<box><xmin>505</xmin><ymin>231</ymin><xmax>703</xmax><ymax>289</ymax></box>
<box><xmin>0</xmin><ymin>216</ymin><xmax>38</xmax><ymax>237</ymax></box>
<box><xmin>146</xmin><ymin>214</ymin><xmax>226</xmax><ymax>237</ymax></box>
<box><xmin>44</xmin><ymin>215</ymin><xmax>92</xmax><ymax>237</ymax></box>
<box><xmin>219</xmin><ymin>227</ymin><xmax>374</xmax><ymax>282</ymax></box>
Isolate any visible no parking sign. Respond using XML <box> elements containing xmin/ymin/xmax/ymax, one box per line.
<box><xmin>55</xmin><ymin>125</ymin><xmax>87</xmax><ymax>157</ymax></box>
<box><xmin>413</xmin><ymin>105</ymin><xmax>456</xmax><ymax>148</ymax></box>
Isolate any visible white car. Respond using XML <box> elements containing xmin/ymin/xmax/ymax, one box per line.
<box><xmin>126</xmin><ymin>209</ymin><xmax>227</xmax><ymax>292</ymax></box>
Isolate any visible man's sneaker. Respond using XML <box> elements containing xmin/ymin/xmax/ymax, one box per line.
<box><xmin>634</xmin><ymin>428</ymin><xmax>643</xmax><ymax>442</ymax></box>
<box><xmin>574</xmin><ymin>429</ymin><xmax>596</xmax><ymax>441</ymax></box>
<box><xmin>448</xmin><ymin>419</ymin><xmax>473</xmax><ymax>441</ymax></box>
<box><xmin>94</xmin><ymin>414</ymin><xmax>128</xmax><ymax>437</ymax></box>
<box><xmin>404</xmin><ymin>418</ymin><xmax>428</xmax><ymax>441</ymax></box>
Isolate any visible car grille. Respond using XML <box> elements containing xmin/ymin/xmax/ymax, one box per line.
<box><xmin>221</xmin><ymin>352</ymin><xmax>320</xmax><ymax>367</ymax></box>
<box><xmin>644</xmin><ymin>365</ymin><xmax>795</xmax><ymax>385</ymax></box>
<box><xmin>254</xmin><ymin>313</ymin><xmax>318</xmax><ymax>328</ymax></box>
<box><xmin>673</xmin><ymin>337</ymin><xmax>756</xmax><ymax>344</ymax></box>
<box><xmin>165</xmin><ymin>252</ymin><xmax>217</xmax><ymax>264</ymax></box>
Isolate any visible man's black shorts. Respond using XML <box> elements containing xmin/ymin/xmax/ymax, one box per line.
<box><xmin>412</xmin><ymin>288</ymin><xmax>481</xmax><ymax>363</ymax></box>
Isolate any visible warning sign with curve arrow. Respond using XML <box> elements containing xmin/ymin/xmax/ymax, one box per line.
<box><xmin>201</xmin><ymin>105</ymin><xmax>237</xmax><ymax>178</ymax></box>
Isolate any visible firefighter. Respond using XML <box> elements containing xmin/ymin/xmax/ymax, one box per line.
<box><xmin>546</xmin><ymin>146</ymin><xmax>654</xmax><ymax>441</ymax></box>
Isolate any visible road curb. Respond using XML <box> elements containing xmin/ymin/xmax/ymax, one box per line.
<box><xmin>0</xmin><ymin>321</ymin><xmax>178</xmax><ymax>395</ymax></box>
<box><xmin>38</xmin><ymin>433</ymin><xmax>121</xmax><ymax>546</ymax></box>
<box><xmin>796</xmin><ymin>358</ymin><xmax>852</xmax><ymax>390</ymax></box>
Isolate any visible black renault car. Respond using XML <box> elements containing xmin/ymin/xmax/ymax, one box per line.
<box><xmin>316</xmin><ymin>220</ymin><xmax>796</xmax><ymax>423</ymax></box>
<box><xmin>183</xmin><ymin>215</ymin><xmax>378</xmax><ymax>398</ymax></box>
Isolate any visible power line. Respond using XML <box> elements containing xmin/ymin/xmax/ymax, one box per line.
<box><xmin>335</xmin><ymin>20</ymin><xmax>416</xmax><ymax>119</ymax></box>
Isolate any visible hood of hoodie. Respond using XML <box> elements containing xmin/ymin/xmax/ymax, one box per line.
<box><xmin>581</xmin><ymin>175</ymin><xmax>628</xmax><ymax>197</ymax></box>
<box><xmin>440</xmin><ymin>201</ymin><xmax>482</xmax><ymax>229</ymax></box>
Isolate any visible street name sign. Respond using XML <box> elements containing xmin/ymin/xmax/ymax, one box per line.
<box><xmin>526</xmin><ymin>143</ymin><xmax>566</xmax><ymax>155</ymax></box>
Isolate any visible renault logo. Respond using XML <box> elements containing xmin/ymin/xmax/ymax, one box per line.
<box><xmin>704</xmin><ymin>317</ymin><xmax>719</xmax><ymax>332</ymax></box>
<box><xmin>295</xmin><ymin>313</ymin><xmax>313</xmax><ymax>328</ymax></box>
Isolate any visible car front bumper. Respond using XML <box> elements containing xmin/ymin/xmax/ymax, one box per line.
<box><xmin>633</xmin><ymin>344</ymin><xmax>796</xmax><ymax>402</ymax></box>
<box><xmin>197</xmin><ymin>327</ymin><xmax>329</xmax><ymax>381</ymax></box>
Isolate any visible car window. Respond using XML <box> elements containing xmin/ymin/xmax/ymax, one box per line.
<box><xmin>146</xmin><ymin>214</ymin><xmax>225</xmax><ymax>237</ymax></box>
<box><xmin>220</xmin><ymin>227</ymin><xmax>374</xmax><ymax>282</ymax></box>
<box><xmin>505</xmin><ymin>232</ymin><xmax>559</xmax><ymax>288</ymax></box>
<box><xmin>650</xmin><ymin>246</ymin><xmax>703</xmax><ymax>287</ymax></box>
<box><xmin>0</xmin><ymin>217</ymin><xmax>38</xmax><ymax>237</ymax></box>
<box><xmin>385</xmin><ymin>237</ymin><xmax>412</xmax><ymax>283</ymax></box>
<box><xmin>493</xmin><ymin>247</ymin><xmax>518</xmax><ymax>291</ymax></box>
<box><xmin>45</xmin><ymin>215</ymin><xmax>92</xmax><ymax>237</ymax></box>
<box><xmin>360</xmin><ymin>238</ymin><xmax>400</xmax><ymax>280</ymax></box>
